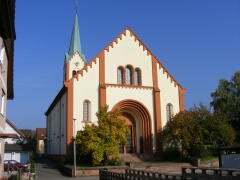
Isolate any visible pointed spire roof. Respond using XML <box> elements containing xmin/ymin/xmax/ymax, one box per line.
<box><xmin>66</xmin><ymin>13</ymin><xmax>85</xmax><ymax>61</ymax></box>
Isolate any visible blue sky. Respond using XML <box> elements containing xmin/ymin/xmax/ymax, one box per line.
<box><xmin>8</xmin><ymin>0</ymin><xmax>240</xmax><ymax>129</ymax></box>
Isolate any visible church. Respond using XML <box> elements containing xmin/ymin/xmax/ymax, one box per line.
<box><xmin>45</xmin><ymin>12</ymin><xmax>186</xmax><ymax>156</ymax></box>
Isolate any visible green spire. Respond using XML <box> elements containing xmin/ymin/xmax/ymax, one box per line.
<box><xmin>66</xmin><ymin>12</ymin><xmax>85</xmax><ymax>61</ymax></box>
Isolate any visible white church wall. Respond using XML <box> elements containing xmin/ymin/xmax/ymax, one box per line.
<box><xmin>46</xmin><ymin>92</ymin><xmax>67</xmax><ymax>155</ymax></box>
<box><xmin>157</xmin><ymin>64</ymin><xmax>180</xmax><ymax>128</ymax></box>
<box><xmin>73</xmin><ymin>58</ymin><xmax>99</xmax><ymax>134</ymax></box>
<box><xmin>105</xmin><ymin>30</ymin><xmax>153</xmax><ymax>87</ymax></box>
<box><xmin>60</xmin><ymin>93</ymin><xmax>67</xmax><ymax>154</ymax></box>
<box><xmin>51</xmin><ymin>103</ymin><xmax>60</xmax><ymax>154</ymax></box>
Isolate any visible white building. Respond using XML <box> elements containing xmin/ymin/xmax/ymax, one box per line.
<box><xmin>46</xmin><ymin>12</ymin><xmax>186</xmax><ymax>156</ymax></box>
<box><xmin>4</xmin><ymin>119</ymin><xmax>25</xmax><ymax>144</ymax></box>
<box><xmin>3</xmin><ymin>119</ymin><xmax>29</xmax><ymax>164</ymax></box>
<box><xmin>0</xmin><ymin>0</ymin><xmax>16</xmax><ymax>176</ymax></box>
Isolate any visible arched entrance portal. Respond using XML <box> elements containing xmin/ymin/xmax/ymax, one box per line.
<box><xmin>112</xmin><ymin>100</ymin><xmax>152</xmax><ymax>154</ymax></box>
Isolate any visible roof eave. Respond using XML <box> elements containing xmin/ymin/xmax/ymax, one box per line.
<box><xmin>45</xmin><ymin>86</ymin><xmax>66</xmax><ymax>116</ymax></box>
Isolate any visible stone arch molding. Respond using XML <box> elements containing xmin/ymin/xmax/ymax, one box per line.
<box><xmin>112</xmin><ymin>99</ymin><xmax>152</xmax><ymax>153</ymax></box>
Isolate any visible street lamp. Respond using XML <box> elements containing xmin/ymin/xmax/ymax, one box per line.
<box><xmin>73</xmin><ymin>118</ymin><xmax>77</xmax><ymax>177</ymax></box>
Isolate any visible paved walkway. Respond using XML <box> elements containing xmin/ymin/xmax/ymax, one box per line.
<box><xmin>23</xmin><ymin>157</ymin><xmax>218</xmax><ymax>179</ymax></box>
<box><xmin>34</xmin><ymin>159</ymin><xmax>98</xmax><ymax>180</ymax></box>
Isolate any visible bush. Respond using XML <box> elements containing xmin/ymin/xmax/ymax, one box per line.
<box><xmin>30</xmin><ymin>159</ymin><xmax>35</xmax><ymax>173</ymax></box>
<box><xmin>160</xmin><ymin>147</ymin><xmax>182</xmax><ymax>161</ymax></box>
<box><xmin>76</xmin><ymin>106</ymin><xmax>129</xmax><ymax>166</ymax></box>
<box><xmin>189</xmin><ymin>145</ymin><xmax>211</xmax><ymax>159</ymax></box>
<box><xmin>8</xmin><ymin>175</ymin><xmax>18</xmax><ymax>180</ymax></box>
<box><xmin>160</xmin><ymin>105</ymin><xmax>236</xmax><ymax>160</ymax></box>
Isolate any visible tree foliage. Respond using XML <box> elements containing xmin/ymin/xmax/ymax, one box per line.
<box><xmin>76</xmin><ymin>106</ymin><xmax>129</xmax><ymax>166</ymax></box>
<box><xmin>160</xmin><ymin>105</ymin><xmax>235</xmax><ymax>159</ymax></box>
<box><xmin>211</xmin><ymin>71</ymin><xmax>240</xmax><ymax>133</ymax></box>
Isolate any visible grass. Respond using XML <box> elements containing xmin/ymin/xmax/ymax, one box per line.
<box><xmin>200</xmin><ymin>155</ymin><xmax>218</xmax><ymax>162</ymax></box>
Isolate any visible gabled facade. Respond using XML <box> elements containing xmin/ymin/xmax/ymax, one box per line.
<box><xmin>2</xmin><ymin>119</ymin><xmax>29</xmax><ymax>165</ymax></box>
<box><xmin>3</xmin><ymin>119</ymin><xmax>25</xmax><ymax>144</ymax></box>
<box><xmin>46</xmin><ymin>12</ymin><xmax>186</xmax><ymax>156</ymax></box>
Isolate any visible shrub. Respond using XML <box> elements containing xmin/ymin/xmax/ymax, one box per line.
<box><xmin>160</xmin><ymin>105</ymin><xmax>235</xmax><ymax>160</ymax></box>
<box><xmin>30</xmin><ymin>159</ymin><xmax>35</xmax><ymax>173</ymax></box>
<box><xmin>76</xmin><ymin>106</ymin><xmax>129</xmax><ymax>166</ymax></box>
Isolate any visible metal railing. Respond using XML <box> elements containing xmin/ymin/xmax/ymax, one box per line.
<box><xmin>100</xmin><ymin>168</ymin><xmax>181</xmax><ymax>180</ymax></box>
<box><xmin>100</xmin><ymin>167</ymin><xmax>240</xmax><ymax>180</ymax></box>
<box><xmin>182</xmin><ymin>167</ymin><xmax>240</xmax><ymax>180</ymax></box>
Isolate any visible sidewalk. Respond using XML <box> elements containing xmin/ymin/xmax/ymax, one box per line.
<box><xmin>132</xmin><ymin>159</ymin><xmax>219</xmax><ymax>175</ymax></box>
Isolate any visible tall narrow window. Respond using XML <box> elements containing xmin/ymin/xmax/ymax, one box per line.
<box><xmin>83</xmin><ymin>100</ymin><xmax>90</xmax><ymax>122</ymax></box>
<box><xmin>0</xmin><ymin>42</ymin><xmax>5</xmax><ymax>72</ymax></box>
<box><xmin>126</xmin><ymin>66</ymin><xmax>133</xmax><ymax>85</ymax></box>
<box><xmin>0</xmin><ymin>89</ymin><xmax>5</xmax><ymax>115</ymax></box>
<box><xmin>166</xmin><ymin>103</ymin><xmax>174</xmax><ymax>122</ymax></box>
<box><xmin>134</xmin><ymin>68</ymin><xmax>141</xmax><ymax>85</ymax></box>
<box><xmin>0</xmin><ymin>42</ymin><xmax>4</xmax><ymax>63</ymax></box>
<box><xmin>117</xmin><ymin>67</ymin><xmax>124</xmax><ymax>84</ymax></box>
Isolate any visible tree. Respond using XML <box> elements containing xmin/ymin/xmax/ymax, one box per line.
<box><xmin>211</xmin><ymin>71</ymin><xmax>240</xmax><ymax>135</ymax></box>
<box><xmin>76</xmin><ymin>106</ymin><xmax>129</xmax><ymax>166</ymax></box>
<box><xmin>160</xmin><ymin>105</ymin><xmax>235</xmax><ymax>159</ymax></box>
<box><xmin>201</xmin><ymin>112</ymin><xmax>235</xmax><ymax>147</ymax></box>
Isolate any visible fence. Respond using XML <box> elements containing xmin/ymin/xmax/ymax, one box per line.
<box><xmin>100</xmin><ymin>167</ymin><xmax>240</xmax><ymax>180</ymax></box>
<box><xmin>182</xmin><ymin>167</ymin><xmax>240</xmax><ymax>180</ymax></box>
<box><xmin>100</xmin><ymin>168</ymin><xmax>182</xmax><ymax>180</ymax></box>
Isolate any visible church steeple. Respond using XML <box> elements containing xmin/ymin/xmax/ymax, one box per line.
<box><xmin>65</xmin><ymin>11</ymin><xmax>85</xmax><ymax>61</ymax></box>
<box><xmin>64</xmin><ymin>1</ymin><xmax>86</xmax><ymax>82</ymax></box>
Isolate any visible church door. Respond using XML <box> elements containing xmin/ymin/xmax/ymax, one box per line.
<box><xmin>126</xmin><ymin>126</ymin><xmax>133</xmax><ymax>153</ymax></box>
<box><xmin>119</xmin><ymin>113</ymin><xmax>136</xmax><ymax>153</ymax></box>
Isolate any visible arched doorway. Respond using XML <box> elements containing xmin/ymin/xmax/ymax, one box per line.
<box><xmin>119</xmin><ymin>112</ymin><xmax>136</xmax><ymax>153</ymax></box>
<box><xmin>112</xmin><ymin>99</ymin><xmax>152</xmax><ymax>154</ymax></box>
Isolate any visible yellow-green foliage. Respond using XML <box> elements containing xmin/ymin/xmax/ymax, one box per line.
<box><xmin>76</xmin><ymin>106</ymin><xmax>129</xmax><ymax>166</ymax></box>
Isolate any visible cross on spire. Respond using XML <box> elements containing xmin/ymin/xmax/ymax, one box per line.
<box><xmin>75</xmin><ymin>0</ymin><xmax>78</xmax><ymax>14</ymax></box>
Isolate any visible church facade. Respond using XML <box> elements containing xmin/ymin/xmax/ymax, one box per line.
<box><xmin>45</xmin><ymin>13</ymin><xmax>186</xmax><ymax>156</ymax></box>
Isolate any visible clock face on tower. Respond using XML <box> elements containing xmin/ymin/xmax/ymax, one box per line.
<box><xmin>74</xmin><ymin>62</ymin><xmax>79</xmax><ymax>67</ymax></box>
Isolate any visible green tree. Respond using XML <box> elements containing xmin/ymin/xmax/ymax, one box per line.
<box><xmin>201</xmin><ymin>112</ymin><xmax>235</xmax><ymax>147</ymax></box>
<box><xmin>160</xmin><ymin>105</ymin><xmax>235</xmax><ymax>159</ymax></box>
<box><xmin>211</xmin><ymin>71</ymin><xmax>240</xmax><ymax>135</ymax></box>
<box><xmin>76</xmin><ymin>106</ymin><xmax>129</xmax><ymax>166</ymax></box>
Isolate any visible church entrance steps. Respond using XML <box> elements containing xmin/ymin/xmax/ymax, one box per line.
<box><xmin>120</xmin><ymin>153</ymin><xmax>157</xmax><ymax>164</ymax></box>
<box><xmin>120</xmin><ymin>153</ymin><xmax>143</xmax><ymax>163</ymax></box>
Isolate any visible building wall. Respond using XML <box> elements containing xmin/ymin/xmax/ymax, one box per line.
<box><xmin>73</xmin><ymin>57</ymin><xmax>100</xmax><ymax>133</ymax></box>
<box><xmin>0</xmin><ymin>38</ymin><xmax>8</xmax><ymax>121</ymax></box>
<box><xmin>67</xmin><ymin>53</ymin><xmax>85</xmax><ymax>80</ymax></box>
<box><xmin>4</xmin><ymin>122</ymin><xmax>21</xmax><ymax>144</ymax></box>
<box><xmin>0</xmin><ymin>37</ymin><xmax>8</xmax><ymax>177</ymax></box>
<box><xmin>46</xmin><ymin>92</ymin><xmax>67</xmax><ymax>155</ymax></box>
<box><xmin>4</xmin><ymin>152</ymin><xmax>29</xmax><ymax>164</ymax></box>
<box><xmin>157</xmin><ymin>63</ymin><xmax>180</xmax><ymax>128</ymax></box>
<box><xmin>105</xmin><ymin>30</ymin><xmax>153</xmax><ymax>87</ymax></box>
<box><xmin>37</xmin><ymin>140</ymin><xmax>45</xmax><ymax>155</ymax></box>
<box><xmin>0</xmin><ymin>139</ymin><xmax>3</xmax><ymax>175</ymax></box>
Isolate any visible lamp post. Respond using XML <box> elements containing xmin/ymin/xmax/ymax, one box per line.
<box><xmin>73</xmin><ymin>118</ymin><xmax>77</xmax><ymax>177</ymax></box>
